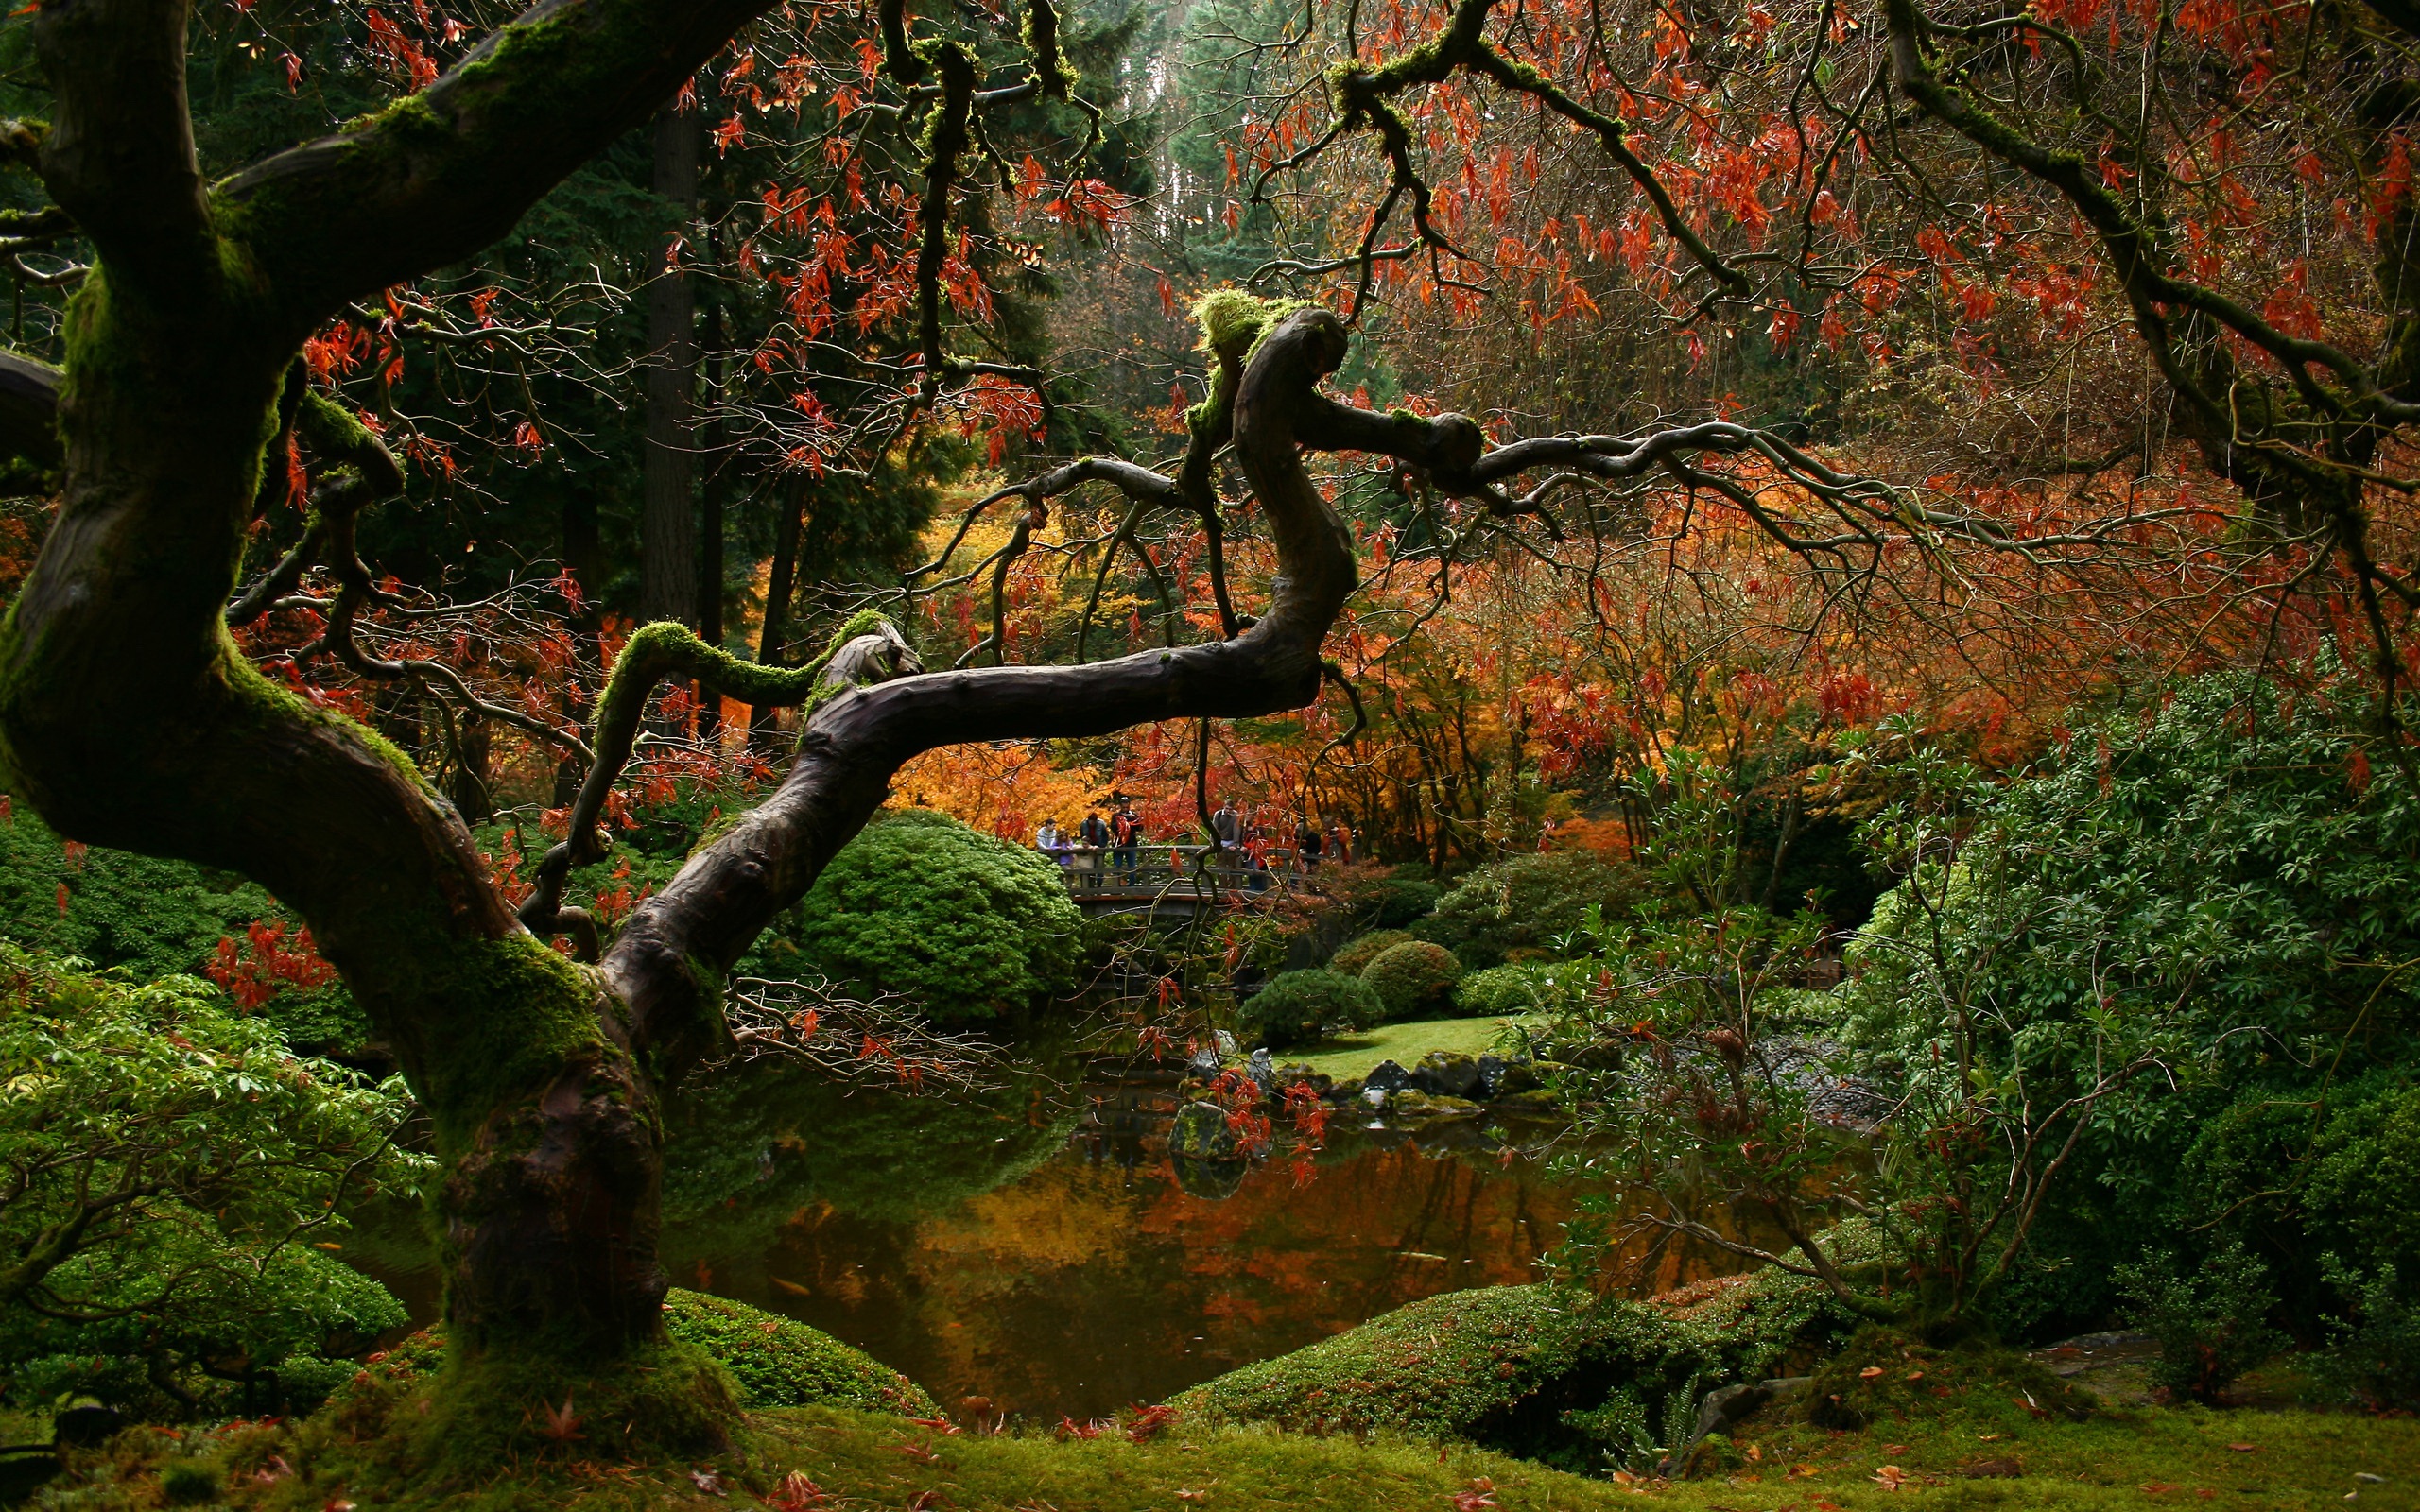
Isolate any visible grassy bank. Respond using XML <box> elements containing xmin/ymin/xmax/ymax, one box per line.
<box><xmin>1288</xmin><ymin>1014</ymin><xmax>1532</xmax><ymax>1080</ymax></box>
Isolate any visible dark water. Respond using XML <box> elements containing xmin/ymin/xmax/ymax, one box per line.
<box><xmin>363</xmin><ymin>1055</ymin><xmax>1733</xmax><ymax>1423</ymax></box>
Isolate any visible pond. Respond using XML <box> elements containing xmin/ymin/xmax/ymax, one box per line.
<box><xmin>360</xmin><ymin>1049</ymin><xmax>1745</xmax><ymax>1424</ymax></box>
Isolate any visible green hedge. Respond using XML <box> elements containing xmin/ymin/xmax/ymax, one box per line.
<box><xmin>1328</xmin><ymin>929</ymin><xmax>1413</xmax><ymax>977</ymax></box>
<box><xmin>1240</xmin><ymin>970</ymin><xmax>1382</xmax><ymax>1050</ymax></box>
<box><xmin>792</xmin><ymin>808</ymin><xmax>1082</xmax><ymax>1021</ymax></box>
<box><xmin>1360</xmin><ymin>939</ymin><xmax>1464</xmax><ymax>1021</ymax></box>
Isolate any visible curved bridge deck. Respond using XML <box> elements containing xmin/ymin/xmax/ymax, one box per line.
<box><xmin>1044</xmin><ymin>845</ymin><xmax>1317</xmax><ymax>916</ymax></box>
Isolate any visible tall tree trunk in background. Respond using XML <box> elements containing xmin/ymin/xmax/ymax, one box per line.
<box><xmin>642</xmin><ymin>103</ymin><xmax>699</xmax><ymax>630</ymax></box>
<box><xmin>449</xmin><ymin>713</ymin><xmax>494</xmax><ymax>822</ymax></box>
<box><xmin>696</xmin><ymin>298</ymin><xmax>728</xmax><ymax>744</ymax></box>
<box><xmin>752</xmin><ymin>476</ymin><xmax>804</xmax><ymax>748</ymax></box>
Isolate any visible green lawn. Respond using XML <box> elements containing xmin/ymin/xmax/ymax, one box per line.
<box><xmin>1287</xmin><ymin>1014</ymin><xmax>1537</xmax><ymax>1080</ymax></box>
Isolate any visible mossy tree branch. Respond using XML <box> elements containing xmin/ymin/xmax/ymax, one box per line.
<box><xmin>518</xmin><ymin>613</ymin><xmax>920</xmax><ymax>983</ymax></box>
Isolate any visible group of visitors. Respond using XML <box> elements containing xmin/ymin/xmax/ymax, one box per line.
<box><xmin>1035</xmin><ymin>801</ymin><xmax>1147</xmax><ymax>880</ymax></box>
<box><xmin>1032</xmin><ymin>799</ymin><xmax>1357</xmax><ymax>889</ymax></box>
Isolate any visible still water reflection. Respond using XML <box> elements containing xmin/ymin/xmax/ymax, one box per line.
<box><xmin>656</xmin><ymin>1058</ymin><xmax>1604</xmax><ymax>1422</ymax></box>
<box><xmin>359</xmin><ymin>1050</ymin><xmax>1730</xmax><ymax>1424</ymax></box>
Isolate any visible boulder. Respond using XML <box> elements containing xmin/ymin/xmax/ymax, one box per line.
<box><xmin>1274</xmin><ymin>1065</ymin><xmax>1334</xmax><ymax>1096</ymax></box>
<box><xmin>1492</xmin><ymin>1057</ymin><xmax>1542</xmax><ymax>1096</ymax></box>
<box><xmin>1494</xmin><ymin>1088</ymin><xmax>1562</xmax><ymax>1116</ymax></box>
<box><xmin>1476</xmin><ymin>1053</ymin><xmax>1507</xmax><ymax>1097</ymax></box>
<box><xmin>1363</xmin><ymin>1057</ymin><xmax>1412</xmax><ymax>1092</ymax></box>
<box><xmin>1387</xmin><ymin>1090</ymin><xmax>1485</xmax><ymax>1123</ymax></box>
<box><xmin>1412</xmin><ymin>1050</ymin><xmax>1485</xmax><ymax>1098</ymax></box>
<box><xmin>1247</xmin><ymin>1047</ymin><xmax>1277</xmax><ymax>1093</ymax></box>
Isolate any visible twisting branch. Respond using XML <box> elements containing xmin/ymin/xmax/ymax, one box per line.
<box><xmin>517</xmin><ymin>611</ymin><xmax>923</xmax><ymax>961</ymax></box>
<box><xmin>1264</xmin><ymin>0</ymin><xmax>1749</xmax><ymax>310</ymax></box>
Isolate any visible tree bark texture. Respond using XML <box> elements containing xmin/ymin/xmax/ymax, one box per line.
<box><xmin>642</xmin><ymin>104</ymin><xmax>700</xmax><ymax>628</ymax></box>
<box><xmin>0</xmin><ymin>0</ymin><xmax>787</xmax><ymax>1371</ymax></box>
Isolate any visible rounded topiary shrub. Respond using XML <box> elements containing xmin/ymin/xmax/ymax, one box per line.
<box><xmin>793</xmin><ymin>808</ymin><xmax>1081</xmax><ymax>1021</ymax></box>
<box><xmin>1455</xmin><ymin>964</ymin><xmax>1548</xmax><ymax>1018</ymax></box>
<box><xmin>1240</xmin><ymin>969</ymin><xmax>1382</xmax><ymax>1050</ymax></box>
<box><xmin>1360</xmin><ymin>940</ymin><xmax>1465</xmax><ymax>1021</ymax></box>
<box><xmin>1329</xmin><ymin>928</ymin><xmax>1413</xmax><ymax>978</ymax></box>
<box><xmin>1418</xmin><ymin>850</ymin><xmax>1651</xmax><ymax>969</ymax></box>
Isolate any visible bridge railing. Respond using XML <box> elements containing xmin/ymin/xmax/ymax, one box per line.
<box><xmin>1039</xmin><ymin>844</ymin><xmax>1318</xmax><ymax>903</ymax></box>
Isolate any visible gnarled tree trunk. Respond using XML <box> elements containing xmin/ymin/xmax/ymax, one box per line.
<box><xmin>0</xmin><ymin>0</ymin><xmax>1374</xmax><ymax>1400</ymax></box>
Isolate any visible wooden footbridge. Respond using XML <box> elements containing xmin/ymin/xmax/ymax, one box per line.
<box><xmin>1046</xmin><ymin>845</ymin><xmax>1312</xmax><ymax>918</ymax></box>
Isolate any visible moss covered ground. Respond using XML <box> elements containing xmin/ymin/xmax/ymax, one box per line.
<box><xmin>29</xmin><ymin>1375</ymin><xmax>2419</xmax><ymax>1511</ymax></box>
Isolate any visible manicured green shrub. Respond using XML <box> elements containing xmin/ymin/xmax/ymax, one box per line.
<box><xmin>1238</xmin><ymin>970</ymin><xmax>1381</xmax><ymax>1050</ymax></box>
<box><xmin>791</xmin><ymin>808</ymin><xmax>1082</xmax><ymax>1020</ymax></box>
<box><xmin>1327</xmin><ymin>928</ymin><xmax>1411</xmax><ymax>977</ymax></box>
<box><xmin>661</xmin><ymin>1289</ymin><xmax>936</xmax><ymax>1415</ymax></box>
<box><xmin>1454</xmin><ymin>964</ymin><xmax>1555</xmax><ymax>1018</ymax></box>
<box><xmin>1360</xmin><ymin>939</ymin><xmax>1464</xmax><ymax>1021</ymax></box>
<box><xmin>1417</xmin><ymin>850</ymin><xmax>1651</xmax><ymax>969</ymax></box>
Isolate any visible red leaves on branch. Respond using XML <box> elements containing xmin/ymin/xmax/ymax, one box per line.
<box><xmin>206</xmin><ymin>920</ymin><xmax>337</xmax><ymax>1012</ymax></box>
<box><xmin>360</xmin><ymin>9</ymin><xmax>440</xmax><ymax>91</ymax></box>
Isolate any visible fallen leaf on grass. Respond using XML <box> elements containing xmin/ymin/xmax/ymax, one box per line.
<box><xmin>766</xmin><ymin>1471</ymin><xmax>830</xmax><ymax>1512</ymax></box>
<box><xmin>1872</xmin><ymin>1465</ymin><xmax>1908</xmax><ymax>1491</ymax></box>
<box><xmin>1859</xmin><ymin>1366</ymin><xmax>1886</xmax><ymax>1379</ymax></box>
<box><xmin>687</xmin><ymin>1469</ymin><xmax>725</xmax><ymax>1497</ymax></box>
<box><xmin>2141</xmin><ymin>1483</ymin><xmax>2178</xmax><ymax>1495</ymax></box>
<box><xmin>1883</xmin><ymin>1444</ymin><xmax>1910</xmax><ymax>1454</ymax></box>
<box><xmin>2226</xmin><ymin>1444</ymin><xmax>2259</xmax><ymax>1453</ymax></box>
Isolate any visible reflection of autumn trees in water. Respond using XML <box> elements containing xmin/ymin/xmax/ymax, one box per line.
<box><xmin>674</xmin><ymin>1104</ymin><xmax>1745</xmax><ymax>1421</ymax></box>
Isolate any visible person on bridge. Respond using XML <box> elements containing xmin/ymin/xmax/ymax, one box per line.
<box><xmin>1295</xmin><ymin>818</ymin><xmax>1323</xmax><ymax>870</ymax></box>
<box><xmin>1034</xmin><ymin>818</ymin><xmax>1067</xmax><ymax>862</ymax></box>
<box><xmin>1210</xmin><ymin>799</ymin><xmax>1240</xmax><ymax>851</ymax></box>
<box><xmin>1076</xmin><ymin>809</ymin><xmax>1109</xmax><ymax>891</ymax></box>
<box><xmin>1112</xmin><ymin>803</ymin><xmax>1143</xmax><ymax>885</ymax></box>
